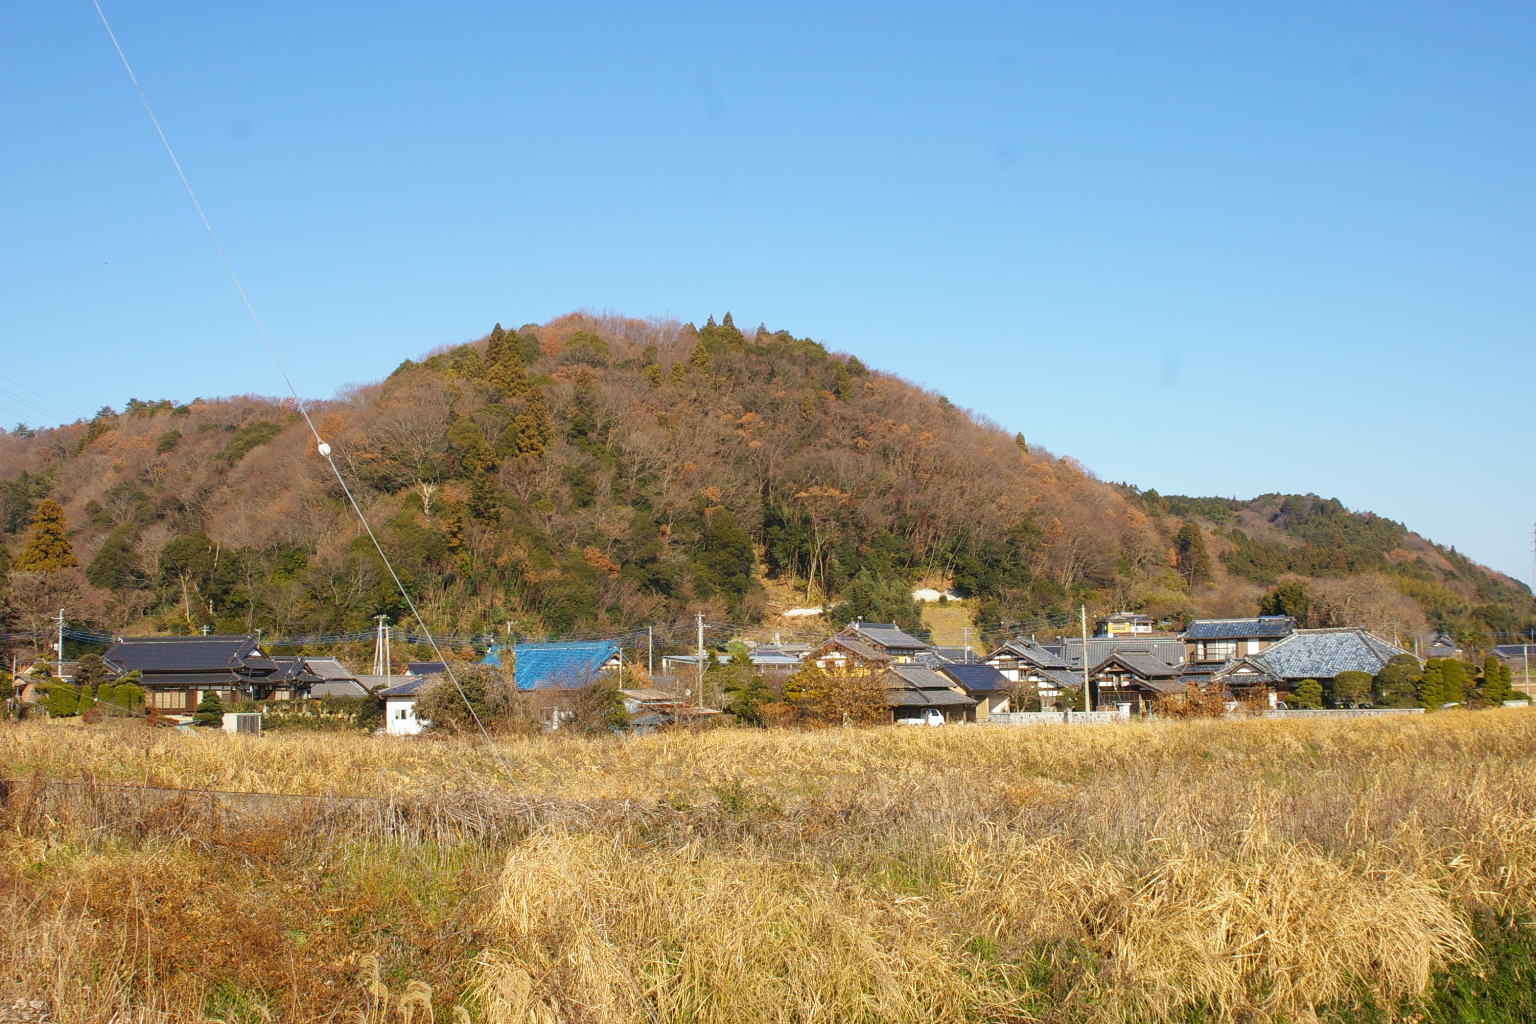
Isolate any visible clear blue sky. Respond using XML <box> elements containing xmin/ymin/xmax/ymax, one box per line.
<box><xmin>3</xmin><ymin>2</ymin><xmax>1533</xmax><ymax>587</ymax></box>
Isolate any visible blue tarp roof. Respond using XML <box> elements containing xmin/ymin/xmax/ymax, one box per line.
<box><xmin>498</xmin><ymin>641</ymin><xmax>621</xmax><ymax>690</ymax></box>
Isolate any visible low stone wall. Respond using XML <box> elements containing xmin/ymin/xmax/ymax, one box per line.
<box><xmin>1260</xmin><ymin>708</ymin><xmax>1425</xmax><ymax>719</ymax></box>
<box><xmin>989</xmin><ymin>711</ymin><xmax>1119</xmax><ymax>726</ymax></box>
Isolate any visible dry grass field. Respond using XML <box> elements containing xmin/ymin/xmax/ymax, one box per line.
<box><xmin>2</xmin><ymin>712</ymin><xmax>1535</xmax><ymax>1023</ymax></box>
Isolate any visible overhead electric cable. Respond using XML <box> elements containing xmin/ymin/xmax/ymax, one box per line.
<box><xmin>88</xmin><ymin>0</ymin><xmax>514</xmax><ymax>784</ymax></box>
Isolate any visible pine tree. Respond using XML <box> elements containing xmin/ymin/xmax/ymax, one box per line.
<box><xmin>1291</xmin><ymin>678</ymin><xmax>1323</xmax><ymax>709</ymax></box>
<box><xmin>12</xmin><ymin>499</ymin><xmax>78</xmax><ymax>573</ymax></box>
<box><xmin>192</xmin><ymin>690</ymin><xmax>224</xmax><ymax>727</ymax></box>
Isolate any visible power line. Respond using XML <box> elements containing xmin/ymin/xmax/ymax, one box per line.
<box><xmin>89</xmin><ymin>0</ymin><xmax>513</xmax><ymax>785</ymax></box>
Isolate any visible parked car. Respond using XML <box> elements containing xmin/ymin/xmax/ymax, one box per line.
<box><xmin>896</xmin><ymin>708</ymin><xmax>945</xmax><ymax>727</ymax></box>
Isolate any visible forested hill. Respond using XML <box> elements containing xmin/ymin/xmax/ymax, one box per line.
<box><xmin>1</xmin><ymin>312</ymin><xmax>1531</xmax><ymax>651</ymax></box>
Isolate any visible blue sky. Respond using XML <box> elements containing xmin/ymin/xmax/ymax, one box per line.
<box><xmin>3</xmin><ymin>2</ymin><xmax>1533</xmax><ymax>587</ymax></box>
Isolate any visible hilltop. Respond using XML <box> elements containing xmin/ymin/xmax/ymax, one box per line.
<box><xmin>1</xmin><ymin>312</ymin><xmax>1530</xmax><ymax>650</ymax></box>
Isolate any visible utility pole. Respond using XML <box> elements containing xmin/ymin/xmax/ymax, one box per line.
<box><xmin>647</xmin><ymin>625</ymin><xmax>654</xmax><ymax>679</ymax></box>
<box><xmin>56</xmin><ymin>608</ymin><xmax>65</xmax><ymax>670</ymax></box>
<box><xmin>696</xmin><ymin>613</ymin><xmax>706</xmax><ymax>706</ymax></box>
<box><xmin>1080</xmin><ymin>604</ymin><xmax>1091</xmax><ymax>713</ymax></box>
<box><xmin>961</xmin><ymin>625</ymin><xmax>971</xmax><ymax>660</ymax></box>
<box><xmin>373</xmin><ymin>615</ymin><xmax>389</xmax><ymax>676</ymax></box>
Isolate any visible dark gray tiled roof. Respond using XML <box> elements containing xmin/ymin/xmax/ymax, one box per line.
<box><xmin>812</xmin><ymin>636</ymin><xmax>892</xmax><ymax>663</ymax></box>
<box><xmin>1209</xmin><ymin>658</ymin><xmax>1280</xmax><ymax>685</ymax></box>
<box><xmin>936</xmin><ymin>663</ymin><xmax>1010</xmax><ymax>693</ymax></box>
<box><xmin>1183</xmin><ymin>616</ymin><xmax>1295</xmax><ymax>640</ymax></box>
<box><xmin>984</xmin><ymin>640</ymin><xmax>1068</xmax><ymax>669</ymax></box>
<box><xmin>1494</xmin><ymin>644</ymin><xmax>1536</xmax><ymax>663</ymax></box>
<box><xmin>1045</xmin><ymin>638</ymin><xmax>1185</xmax><ymax>669</ymax></box>
<box><xmin>304</xmin><ymin>658</ymin><xmax>356</xmax><ymax>680</ymax></box>
<box><xmin>380</xmin><ymin>676</ymin><xmax>432</xmax><ymax>698</ymax></box>
<box><xmin>1095</xmin><ymin>651</ymin><xmax>1181</xmax><ymax>679</ymax></box>
<box><xmin>309</xmin><ymin>679</ymin><xmax>372</xmax><ymax>698</ymax></box>
<box><xmin>1037</xmin><ymin>668</ymin><xmax>1084</xmax><ymax>690</ymax></box>
<box><xmin>847</xmin><ymin>622</ymin><xmax>929</xmax><ymax>651</ymax></box>
<box><xmin>105</xmin><ymin>635</ymin><xmax>257</xmax><ymax>673</ymax></box>
<box><xmin>1253</xmin><ymin>629</ymin><xmax>1407</xmax><ymax>680</ymax></box>
<box><xmin>135</xmin><ymin>671</ymin><xmax>244</xmax><ymax>688</ymax></box>
<box><xmin>886</xmin><ymin>688</ymin><xmax>976</xmax><ymax>708</ymax></box>
<box><xmin>406</xmin><ymin>662</ymin><xmax>446</xmax><ymax>677</ymax></box>
<box><xmin>887</xmin><ymin>664</ymin><xmax>958</xmax><ymax>690</ymax></box>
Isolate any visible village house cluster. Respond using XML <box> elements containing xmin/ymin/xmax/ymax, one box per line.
<box><xmin>7</xmin><ymin>611</ymin><xmax>1488</xmax><ymax>734</ymax></box>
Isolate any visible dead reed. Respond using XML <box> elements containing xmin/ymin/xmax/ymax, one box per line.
<box><xmin>2</xmin><ymin>711</ymin><xmax>1534</xmax><ymax>1022</ymax></box>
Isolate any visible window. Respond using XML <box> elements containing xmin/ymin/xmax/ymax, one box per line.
<box><xmin>150</xmin><ymin>690</ymin><xmax>184</xmax><ymax>710</ymax></box>
<box><xmin>1199</xmin><ymin>641</ymin><xmax>1236</xmax><ymax>662</ymax></box>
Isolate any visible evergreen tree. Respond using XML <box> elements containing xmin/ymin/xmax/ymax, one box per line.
<box><xmin>112</xmin><ymin>675</ymin><xmax>146</xmax><ymax>714</ymax></box>
<box><xmin>12</xmin><ymin>499</ymin><xmax>78</xmax><ymax>573</ymax></box>
<box><xmin>1260</xmin><ymin>581</ymin><xmax>1313</xmax><ymax>624</ymax></box>
<box><xmin>468</xmin><ymin>473</ymin><xmax>502</xmax><ymax>523</ymax></box>
<box><xmin>691</xmin><ymin>506</ymin><xmax>757</xmax><ymax>609</ymax></box>
<box><xmin>1175</xmin><ymin>522</ymin><xmax>1212</xmax><ymax>586</ymax></box>
<box><xmin>1291</xmin><ymin>678</ymin><xmax>1323</xmax><ymax>709</ymax></box>
<box><xmin>1373</xmin><ymin>654</ymin><xmax>1421</xmax><ymax>708</ymax></box>
<box><xmin>192</xmin><ymin>690</ymin><xmax>224</xmax><ymax>727</ymax></box>
<box><xmin>1481</xmin><ymin>655</ymin><xmax>1516</xmax><ymax>705</ymax></box>
<box><xmin>445</xmin><ymin>416</ymin><xmax>495</xmax><ymax>478</ymax></box>
<box><xmin>1330</xmin><ymin>670</ymin><xmax>1372</xmax><ymax>708</ymax></box>
<box><xmin>486</xmin><ymin>323</ymin><xmax>531</xmax><ymax>396</ymax></box>
<box><xmin>86</xmin><ymin>525</ymin><xmax>144</xmax><ymax>591</ymax></box>
<box><xmin>840</xmin><ymin>568</ymin><xmax>925</xmax><ymax>636</ymax></box>
<box><xmin>42</xmin><ymin>681</ymin><xmax>79</xmax><ymax>717</ymax></box>
<box><xmin>1014</xmin><ymin>432</ymin><xmax>1029</xmax><ymax>454</ymax></box>
<box><xmin>1440</xmin><ymin>658</ymin><xmax>1468</xmax><ymax>705</ymax></box>
<box><xmin>1413</xmin><ymin>660</ymin><xmax>1449</xmax><ymax>709</ymax></box>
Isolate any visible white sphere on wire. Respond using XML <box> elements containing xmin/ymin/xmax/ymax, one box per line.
<box><xmin>317</xmin><ymin>441</ymin><xmax>332</xmax><ymax>457</ymax></box>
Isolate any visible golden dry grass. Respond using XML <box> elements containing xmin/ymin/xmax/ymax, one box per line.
<box><xmin>2</xmin><ymin>711</ymin><xmax>1535</xmax><ymax>1022</ymax></box>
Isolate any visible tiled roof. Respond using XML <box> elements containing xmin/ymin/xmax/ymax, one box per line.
<box><xmin>812</xmin><ymin>636</ymin><xmax>892</xmax><ymax>663</ymax></box>
<box><xmin>887</xmin><ymin>665</ymin><xmax>959</xmax><ymax>691</ymax></box>
<box><xmin>846</xmin><ymin>622</ymin><xmax>929</xmax><ymax>651</ymax></box>
<box><xmin>1494</xmin><ymin>644</ymin><xmax>1536</xmax><ymax>663</ymax></box>
<box><xmin>937</xmin><ymin>663</ymin><xmax>1010</xmax><ymax>693</ymax></box>
<box><xmin>1037</xmin><ymin>668</ymin><xmax>1084</xmax><ymax>690</ymax></box>
<box><xmin>266</xmin><ymin>657</ymin><xmax>322</xmax><ymax>684</ymax></box>
<box><xmin>1046</xmin><ymin>638</ymin><xmax>1184</xmax><ymax>669</ymax></box>
<box><xmin>380</xmin><ymin>677</ymin><xmax>430</xmax><ymax>698</ymax></box>
<box><xmin>1183</xmin><ymin>616</ymin><xmax>1295</xmax><ymax>640</ymax></box>
<box><xmin>887</xmin><ymin>688</ymin><xmax>976</xmax><ymax>708</ymax></box>
<box><xmin>303</xmin><ymin>658</ymin><xmax>356</xmax><ymax>680</ymax></box>
<box><xmin>134</xmin><ymin>671</ymin><xmax>244</xmax><ymax>688</ymax></box>
<box><xmin>513</xmin><ymin>642</ymin><xmax>620</xmax><ymax>690</ymax></box>
<box><xmin>104</xmin><ymin>635</ymin><xmax>258</xmax><ymax>674</ymax></box>
<box><xmin>1208</xmin><ymin>658</ymin><xmax>1280</xmax><ymax>685</ymax></box>
<box><xmin>406</xmin><ymin>662</ymin><xmax>446</xmax><ymax>677</ymax></box>
<box><xmin>1253</xmin><ymin>629</ymin><xmax>1408</xmax><ymax>680</ymax></box>
<box><xmin>1095</xmin><ymin>651</ymin><xmax>1181</xmax><ymax>679</ymax></box>
<box><xmin>984</xmin><ymin>640</ymin><xmax>1068</xmax><ymax>669</ymax></box>
<box><xmin>309</xmin><ymin>679</ymin><xmax>372</xmax><ymax>698</ymax></box>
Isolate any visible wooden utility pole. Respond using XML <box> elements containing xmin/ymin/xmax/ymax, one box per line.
<box><xmin>1080</xmin><ymin>604</ymin><xmax>1091</xmax><ymax>713</ymax></box>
